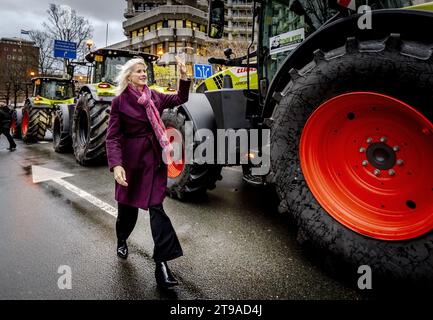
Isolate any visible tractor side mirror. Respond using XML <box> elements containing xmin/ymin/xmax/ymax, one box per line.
<box><xmin>208</xmin><ymin>0</ymin><xmax>225</xmax><ymax>39</ymax></box>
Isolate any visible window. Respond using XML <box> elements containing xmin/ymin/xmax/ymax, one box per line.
<box><xmin>7</xmin><ymin>54</ymin><xmax>11</xmax><ymax>60</ymax></box>
<box><xmin>143</xmin><ymin>26</ymin><xmax>149</xmax><ymax>34</ymax></box>
<box><xmin>13</xmin><ymin>48</ymin><xmax>16</xmax><ymax>52</ymax></box>
<box><xmin>168</xmin><ymin>20</ymin><xmax>175</xmax><ymax>28</ymax></box>
<box><xmin>176</xmin><ymin>42</ymin><xmax>184</xmax><ymax>53</ymax></box>
<box><xmin>150</xmin><ymin>24</ymin><xmax>156</xmax><ymax>32</ymax></box>
<box><xmin>138</xmin><ymin>28</ymin><xmax>143</xmax><ymax>36</ymax></box>
<box><xmin>4</xmin><ymin>47</ymin><xmax>8</xmax><ymax>51</ymax></box>
<box><xmin>157</xmin><ymin>21</ymin><xmax>163</xmax><ymax>30</ymax></box>
<box><xmin>157</xmin><ymin>43</ymin><xmax>164</xmax><ymax>55</ymax></box>
<box><xmin>143</xmin><ymin>46</ymin><xmax>151</xmax><ymax>53</ymax></box>
<box><xmin>176</xmin><ymin>20</ymin><xmax>183</xmax><ymax>28</ymax></box>
<box><xmin>169</xmin><ymin>42</ymin><xmax>176</xmax><ymax>53</ymax></box>
<box><xmin>132</xmin><ymin>30</ymin><xmax>137</xmax><ymax>38</ymax></box>
<box><xmin>192</xmin><ymin>22</ymin><xmax>199</xmax><ymax>31</ymax></box>
<box><xmin>186</xmin><ymin>20</ymin><xmax>192</xmax><ymax>29</ymax></box>
<box><xmin>200</xmin><ymin>24</ymin><xmax>206</xmax><ymax>33</ymax></box>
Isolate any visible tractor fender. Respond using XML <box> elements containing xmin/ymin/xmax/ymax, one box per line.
<box><xmin>176</xmin><ymin>93</ymin><xmax>217</xmax><ymax>133</ymax></box>
<box><xmin>262</xmin><ymin>9</ymin><xmax>433</xmax><ymax>120</ymax></box>
<box><xmin>79</xmin><ymin>85</ymin><xmax>115</xmax><ymax>103</ymax></box>
<box><xmin>55</xmin><ymin>103</ymin><xmax>75</xmax><ymax>134</ymax></box>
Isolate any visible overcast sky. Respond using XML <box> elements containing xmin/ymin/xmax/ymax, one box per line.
<box><xmin>0</xmin><ymin>0</ymin><xmax>127</xmax><ymax>49</ymax></box>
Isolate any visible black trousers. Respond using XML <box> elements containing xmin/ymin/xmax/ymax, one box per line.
<box><xmin>0</xmin><ymin>128</ymin><xmax>16</xmax><ymax>148</ymax></box>
<box><xmin>116</xmin><ymin>202</ymin><xmax>183</xmax><ymax>262</ymax></box>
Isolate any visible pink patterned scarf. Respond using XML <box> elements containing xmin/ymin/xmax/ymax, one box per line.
<box><xmin>128</xmin><ymin>84</ymin><xmax>173</xmax><ymax>154</ymax></box>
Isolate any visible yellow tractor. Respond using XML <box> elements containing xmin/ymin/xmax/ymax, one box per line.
<box><xmin>11</xmin><ymin>77</ymin><xmax>75</xmax><ymax>142</ymax></box>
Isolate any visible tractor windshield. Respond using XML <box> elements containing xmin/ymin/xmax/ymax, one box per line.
<box><xmin>37</xmin><ymin>80</ymin><xmax>75</xmax><ymax>100</ymax></box>
<box><xmin>94</xmin><ymin>56</ymin><xmax>154</xmax><ymax>85</ymax></box>
<box><xmin>94</xmin><ymin>56</ymin><xmax>129</xmax><ymax>84</ymax></box>
<box><xmin>261</xmin><ymin>0</ymin><xmax>337</xmax><ymax>84</ymax></box>
<box><xmin>261</xmin><ymin>0</ymin><xmax>416</xmax><ymax>85</ymax></box>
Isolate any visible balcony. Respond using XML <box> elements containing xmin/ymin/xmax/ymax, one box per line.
<box><xmin>123</xmin><ymin>5</ymin><xmax>207</xmax><ymax>31</ymax></box>
<box><xmin>157</xmin><ymin>28</ymin><xmax>175</xmax><ymax>41</ymax></box>
<box><xmin>124</xmin><ymin>10</ymin><xmax>134</xmax><ymax>18</ymax></box>
<box><xmin>194</xmin><ymin>30</ymin><xmax>208</xmax><ymax>41</ymax></box>
<box><xmin>143</xmin><ymin>30</ymin><xmax>158</xmax><ymax>42</ymax></box>
<box><xmin>176</xmin><ymin>28</ymin><xmax>193</xmax><ymax>38</ymax></box>
<box><xmin>157</xmin><ymin>52</ymin><xmax>177</xmax><ymax>65</ymax></box>
<box><xmin>157</xmin><ymin>28</ymin><xmax>174</xmax><ymax>38</ymax></box>
<box><xmin>134</xmin><ymin>35</ymin><xmax>148</xmax><ymax>46</ymax></box>
<box><xmin>230</xmin><ymin>15</ymin><xmax>252</xmax><ymax>21</ymax></box>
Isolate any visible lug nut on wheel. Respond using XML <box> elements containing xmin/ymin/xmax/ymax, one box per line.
<box><xmin>374</xmin><ymin>169</ymin><xmax>381</xmax><ymax>176</ymax></box>
<box><xmin>397</xmin><ymin>159</ymin><xmax>404</xmax><ymax>166</ymax></box>
<box><xmin>388</xmin><ymin>169</ymin><xmax>396</xmax><ymax>176</ymax></box>
<box><xmin>366</xmin><ymin>137</ymin><xmax>373</xmax><ymax>144</ymax></box>
<box><xmin>380</xmin><ymin>136</ymin><xmax>387</xmax><ymax>143</ymax></box>
<box><xmin>362</xmin><ymin>160</ymin><xmax>368</xmax><ymax>166</ymax></box>
<box><xmin>359</xmin><ymin>147</ymin><xmax>366</xmax><ymax>153</ymax></box>
<box><xmin>393</xmin><ymin>146</ymin><xmax>400</xmax><ymax>152</ymax></box>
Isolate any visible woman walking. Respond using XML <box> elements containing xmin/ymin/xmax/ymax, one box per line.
<box><xmin>106</xmin><ymin>56</ymin><xmax>191</xmax><ymax>288</ymax></box>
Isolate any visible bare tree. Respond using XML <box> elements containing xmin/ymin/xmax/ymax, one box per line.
<box><xmin>29</xmin><ymin>3</ymin><xmax>94</xmax><ymax>76</ymax></box>
<box><xmin>301</xmin><ymin>0</ymin><xmax>335</xmax><ymax>27</ymax></box>
<box><xmin>43</xmin><ymin>3</ymin><xmax>93</xmax><ymax>62</ymax></box>
<box><xmin>207</xmin><ymin>39</ymin><xmax>252</xmax><ymax>59</ymax></box>
<box><xmin>28</xmin><ymin>30</ymin><xmax>56</xmax><ymax>75</ymax></box>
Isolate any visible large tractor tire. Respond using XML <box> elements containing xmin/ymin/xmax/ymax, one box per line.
<box><xmin>52</xmin><ymin>104</ymin><xmax>73</xmax><ymax>153</ymax></box>
<box><xmin>21</xmin><ymin>101</ymin><xmax>50</xmax><ymax>143</ymax></box>
<box><xmin>162</xmin><ymin>107</ymin><xmax>222</xmax><ymax>200</ymax></box>
<box><xmin>11</xmin><ymin>107</ymin><xmax>23</xmax><ymax>139</ymax></box>
<box><xmin>270</xmin><ymin>35</ymin><xmax>433</xmax><ymax>283</ymax></box>
<box><xmin>72</xmin><ymin>92</ymin><xmax>110</xmax><ymax>165</ymax></box>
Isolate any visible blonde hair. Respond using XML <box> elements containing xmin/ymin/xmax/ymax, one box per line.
<box><xmin>115</xmin><ymin>57</ymin><xmax>147</xmax><ymax>96</ymax></box>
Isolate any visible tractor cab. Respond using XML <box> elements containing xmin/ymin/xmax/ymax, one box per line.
<box><xmin>84</xmin><ymin>48</ymin><xmax>159</xmax><ymax>96</ymax></box>
<box><xmin>208</xmin><ymin>0</ymin><xmax>421</xmax><ymax>98</ymax></box>
<box><xmin>31</xmin><ymin>77</ymin><xmax>75</xmax><ymax>105</ymax></box>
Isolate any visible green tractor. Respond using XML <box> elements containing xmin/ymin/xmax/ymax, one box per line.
<box><xmin>52</xmin><ymin>48</ymin><xmax>159</xmax><ymax>164</ymax></box>
<box><xmin>161</xmin><ymin>0</ymin><xmax>433</xmax><ymax>283</ymax></box>
<box><xmin>11</xmin><ymin>77</ymin><xmax>75</xmax><ymax>142</ymax></box>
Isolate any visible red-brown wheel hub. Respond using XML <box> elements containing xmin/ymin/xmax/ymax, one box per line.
<box><xmin>166</xmin><ymin>127</ymin><xmax>185</xmax><ymax>179</ymax></box>
<box><xmin>22</xmin><ymin>110</ymin><xmax>29</xmax><ymax>136</ymax></box>
<box><xmin>300</xmin><ymin>92</ymin><xmax>433</xmax><ymax>240</ymax></box>
<box><xmin>11</xmin><ymin>118</ymin><xmax>16</xmax><ymax>135</ymax></box>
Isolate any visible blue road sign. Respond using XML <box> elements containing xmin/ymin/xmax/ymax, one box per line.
<box><xmin>193</xmin><ymin>64</ymin><xmax>212</xmax><ymax>79</ymax></box>
<box><xmin>54</xmin><ymin>40</ymin><xmax>77</xmax><ymax>59</ymax></box>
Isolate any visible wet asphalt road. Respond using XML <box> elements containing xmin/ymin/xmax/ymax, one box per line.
<box><xmin>0</xmin><ymin>135</ymin><xmax>366</xmax><ymax>300</ymax></box>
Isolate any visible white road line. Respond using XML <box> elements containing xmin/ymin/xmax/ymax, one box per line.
<box><xmin>32</xmin><ymin>165</ymin><xmax>117</xmax><ymax>217</ymax></box>
<box><xmin>53</xmin><ymin>178</ymin><xmax>117</xmax><ymax>217</ymax></box>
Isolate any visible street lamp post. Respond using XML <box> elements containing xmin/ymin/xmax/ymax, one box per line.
<box><xmin>26</xmin><ymin>71</ymin><xmax>36</xmax><ymax>98</ymax></box>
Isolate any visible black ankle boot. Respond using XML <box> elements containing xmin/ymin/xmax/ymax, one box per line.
<box><xmin>155</xmin><ymin>261</ymin><xmax>178</xmax><ymax>288</ymax></box>
<box><xmin>117</xmin><ymin>239</ymin><xmax>128</xmax><ymax>259</ymax></box>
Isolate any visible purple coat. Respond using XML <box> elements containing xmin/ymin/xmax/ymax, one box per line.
<box><xmin>106</xmin><ymin>79</ymin><xmax>191</xmax><ymax>209</ymax></box>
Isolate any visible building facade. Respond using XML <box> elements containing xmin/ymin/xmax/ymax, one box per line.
<box><xmin>107</xmin><ymin>0</ymin><xmax>254</xmax><ymax>85</ymax></box>
<box><xmin>0</xmin><ymin>37</ymin><xmax>39</xmax><ymax>105</ymax></box>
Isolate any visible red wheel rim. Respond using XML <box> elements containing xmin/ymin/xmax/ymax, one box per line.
<box><xmin>300</xmin><ymin>92</ymin><xmax>433</xmax><ymax>240</ymax></box>
<box><xmin>11</xmin><ymin>118</ymin><xmax>16</xmax><ymax>135</ymax></box>
<box><xmin>22</xmin><ymin>111</ymin><xmax>29</xmax><ymax>136</ymax></box>
<box><xmin>166</xmin><ymin>127</ymin><xmax>185</xmax><ymax>179</ymax></box>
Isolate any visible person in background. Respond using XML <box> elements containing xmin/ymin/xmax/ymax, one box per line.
<box><xmin>106</xmin><ymin>56</ymin><xmax>191</xmax><ymax>288</ymax></box>
<box><xmin>0</xmin><ymin>104</ymin><xmax>17</xmax><ymax>151</ymax></box>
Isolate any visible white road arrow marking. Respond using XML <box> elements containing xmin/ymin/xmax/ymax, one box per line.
<box><xmin>31</xmin><ymin>165</ymin><xmax>117</xmax><ymax>217</ymax></box>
